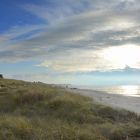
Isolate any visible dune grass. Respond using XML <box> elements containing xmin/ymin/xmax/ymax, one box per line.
<box><xmin>0</xmin><ymin>78</ymin><xmax>140</xmax><ymax>140</ymax></box>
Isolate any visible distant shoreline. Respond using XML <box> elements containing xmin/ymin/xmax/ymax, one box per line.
<box><xmin>67</xmin><ymin>88</ymin><xmax>140</xmax><ymax>114</ymax></box>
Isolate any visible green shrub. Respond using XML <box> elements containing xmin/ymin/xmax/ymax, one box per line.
<box><xmin>14</xmin><ymin>91</ymin><xmax>45</xmax><ymax>105</ymax></box>
<box><xmin>0</xmin><ymin>116</ymin><xmax>36</xmax><ymax>140</ymax></box>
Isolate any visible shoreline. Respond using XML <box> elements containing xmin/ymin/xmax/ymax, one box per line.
<box><xmin>67</xmin><ymin>88</ymin><xmax>140</xmax><ymax>114</ymax></box>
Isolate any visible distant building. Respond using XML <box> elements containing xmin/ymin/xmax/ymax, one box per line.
<box><xmin>0</xmin><ymin>74</ymin><xmax>3</xmax><ymax>78</ymax></box>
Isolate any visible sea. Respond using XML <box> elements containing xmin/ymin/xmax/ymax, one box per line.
<box><xmin>75</xmin><ymin>85</ymin><xmax>140</xmax><ymax>97</ymax></box>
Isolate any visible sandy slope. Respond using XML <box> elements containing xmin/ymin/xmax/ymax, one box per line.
<box><xmin>68</xmin><ymin>88</ymin><xmax>140</xmax><ymax>114</ymax></box>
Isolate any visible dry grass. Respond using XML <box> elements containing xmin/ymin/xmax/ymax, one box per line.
<box><xmin>0</xmin><ymin>78</ymin><xmax>140</xmax><ymax>140</ymax></box>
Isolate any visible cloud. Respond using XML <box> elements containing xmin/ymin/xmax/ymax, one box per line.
<box><xmin>1</xmin><ymin>0</ymin><xmax>140</xmax><ymax>72</ymax></box>
<box><xmin>7</xmin><ymin>66</ymin><xmax>140</xmax><ymax>86</ymax></box>
<box><xmin>38</xmin><ymin>44</ymin><xmax>140</xmax><ymax>72</ymax></box>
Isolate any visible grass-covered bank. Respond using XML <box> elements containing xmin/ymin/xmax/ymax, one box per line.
<box><xmin>0</xmin><ymin>78</ymin><xmax>140</xmax><ymax>140</ymax></box>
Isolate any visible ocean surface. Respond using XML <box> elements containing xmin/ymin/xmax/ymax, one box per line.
<box><xmin>76</xmin><ymin>85</ymin><xmax>140</xmax><ymax>97</ymax></box>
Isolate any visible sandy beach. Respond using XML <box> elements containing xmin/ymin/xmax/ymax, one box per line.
<box><xmin>68</xmin><ymin>88</ymin><xmax>140</xmax><ymax>114</ymax></box>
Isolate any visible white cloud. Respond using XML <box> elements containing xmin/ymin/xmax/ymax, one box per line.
<box><xmin>1</xmin><ymin>0</ymin><xmax>140</xmax><ymax>72</ymax></box>
<box><xmin>39</xmin><ymin>44</ymin><xmax>140</xmax><ymax>72</ymax></box>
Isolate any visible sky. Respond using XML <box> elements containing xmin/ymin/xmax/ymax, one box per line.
<box><xmin>0</xmin><ymin>0</ymin><xmax>140</xmax><ymax>86</ymax></box>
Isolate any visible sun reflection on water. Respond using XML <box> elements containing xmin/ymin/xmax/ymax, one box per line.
<box><xmin>120</xmin><ymin>85</ymin><xmax>139</xmax><ymax>97</ymax></box>
<box><xmin>98</xmin><ymin>85</ymin><xmax>140</xmax><ymax>97</ymax></box>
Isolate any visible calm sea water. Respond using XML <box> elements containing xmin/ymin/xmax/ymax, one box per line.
<box><xmin>76</xmin><ymin>85</ymin><xmax>140</xmax><ymax>97</ymax></box>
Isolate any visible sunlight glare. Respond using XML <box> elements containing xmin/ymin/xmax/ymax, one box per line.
<box><xmin>103</xmin><ymin>44</ymin><xmax>140</xmax><ymax>69</ymax></box>
<box><xmin>120</xmin><ymin>85</ymin><xmax>139</xmax><ymax>97</ymax></box>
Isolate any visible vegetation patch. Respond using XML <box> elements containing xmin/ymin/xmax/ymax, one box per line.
<box><xmin>0</xmin><ymin>78</ymin><xmax>140</xmax><ymax>140</ymax></box>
